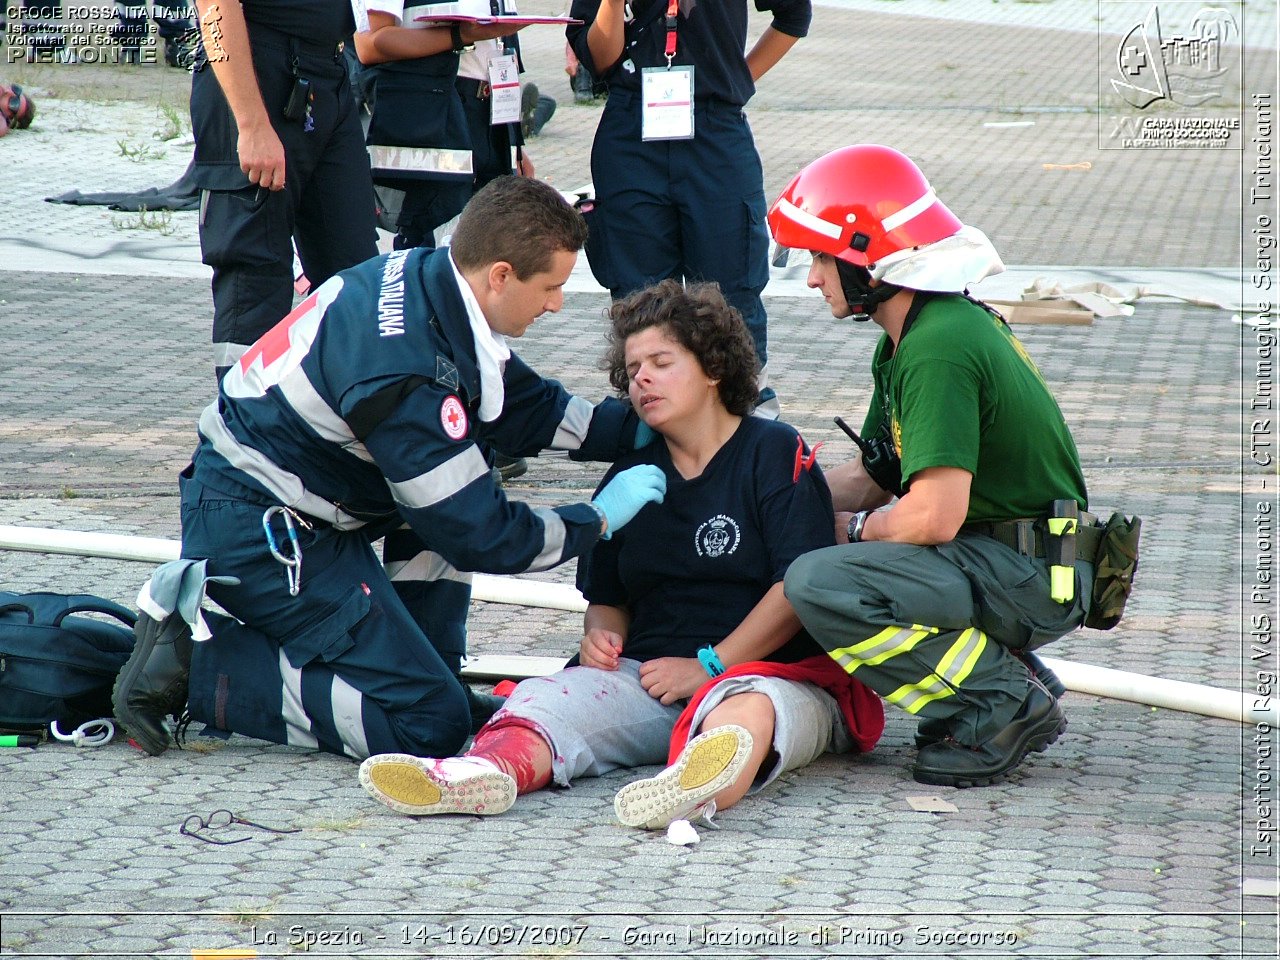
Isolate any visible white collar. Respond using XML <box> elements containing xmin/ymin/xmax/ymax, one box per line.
<box><xmin>449</xmin><ymin>252</ymin><xmax>510</xmax><ymax>422</ymax></box>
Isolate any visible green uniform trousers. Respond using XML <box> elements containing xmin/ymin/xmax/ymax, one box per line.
<box><xmin>784</xmin><ymin>532</ymin><xmax>1092</xmax><ymax>746</ymax></box>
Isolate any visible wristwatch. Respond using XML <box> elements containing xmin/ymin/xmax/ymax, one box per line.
<box><xmin>847</xmin><ymin>510</ymin><xmax>870</xmax><ymax>544</ymax></box>
<box><xmin>449</xmin><ymin>24</ymin><xmax>473</xmax><ymax>53</ymax></box>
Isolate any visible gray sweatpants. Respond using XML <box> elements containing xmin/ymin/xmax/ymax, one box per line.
<box><xmin>488</xmin><ymin>659</ymin><xmax>852</xmax><ymax>788</ymax></box>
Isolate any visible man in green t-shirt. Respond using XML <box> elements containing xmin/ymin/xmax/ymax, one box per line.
<box><xmin>769</xmin><ymin>144</ymin><xmax>1095</xmax><ymax>788</ymax></box>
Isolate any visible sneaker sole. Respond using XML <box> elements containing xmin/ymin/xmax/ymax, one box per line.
<box><xmin>111</xmin><ymin>614</ymin><xmax>185</xmax><ymax>757</ymax></box>
<box><xmin>614</xmin><ymin>725</ymin><xmax>753</xmax><ymax>829</ymax></box>
<box><xmin>912</xmin><ymin>713</ymin><xmax>1067</xmax><ymax>789</ymax></box>
<box><xmin>359</xmin><ymin>754</ymin><xmax>516</xmax><ymax>817</ymax></box>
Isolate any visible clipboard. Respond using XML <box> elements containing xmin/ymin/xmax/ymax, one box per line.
<box><xmin>412</xmin><ymin>0</ymin><xmax>579</xmax><ymax>26</ymax></box>
<box><xmin>413</xmin><ymin>14</ymin><xmax>582</xmax><ymax>25</ymax></box>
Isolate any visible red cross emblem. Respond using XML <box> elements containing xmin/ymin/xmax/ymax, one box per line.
<box><xmin>441</xmin><ymin>395</ymin><xmax>468</xmax><ymax>440</ymax></box>
<box><xmin>239</xmin><ymin>291</ymin><xmax>320</xmax><ymax>374</ymax></box>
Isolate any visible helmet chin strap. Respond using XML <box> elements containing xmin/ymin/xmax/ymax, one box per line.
<box><xmin>836</xmin><ymin>259</ymin><xmax>899</xmax><ymax>319</ymax></box>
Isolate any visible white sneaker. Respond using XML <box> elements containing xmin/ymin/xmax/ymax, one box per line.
<box><xmin>359</xmin><ymin>754</ymin><xmax>516</xmax><ymax>817</ymax></box>
<box><xmin>614</xmin><ymin>725</ymin><xmax>754</xmax><ymax>830</ymax></box>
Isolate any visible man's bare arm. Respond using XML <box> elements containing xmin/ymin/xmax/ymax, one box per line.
<box><xmin>584</xmin><ymin>0</ymin><xmax>627</xmax><ymax>74</ymax></box>
<box><xmin>193</xmin><ymin>0</ymin><xmax>286</xmax><ymax>190</ymax></box>
<box><xmin>744</xmin><ymin>26</ymin><xmax>799</xmax><ymax>82</ymax></box>
<box><xmin>855</xmin><ymin>466</ymin><xmax>971</xmax><ymax>545</ymax></box>
<box><xmin>354</xmin><ymin>12</ymin><xmax>520</xmax><ymax>65</ymax></box>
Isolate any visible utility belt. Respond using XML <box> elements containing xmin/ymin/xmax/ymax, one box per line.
<box><xmin>962</xmin><ymin>514</ymin><xmax>1102</xmax><ymax>560</ymax></box>
<box><xmin>963</xmin><ymin>508</ymin><xmax>1142</xmax><ymax>632</ymax></box>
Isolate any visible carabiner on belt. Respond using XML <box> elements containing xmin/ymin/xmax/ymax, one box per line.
<box><xmin>262</xmin><ymin>506</ymin><xmax>306</xmax><ymax>596</ymax></box>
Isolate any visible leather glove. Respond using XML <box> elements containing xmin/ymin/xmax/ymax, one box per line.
<box><xmin>592</xmin><ymin>464</ymin><xmax>666</xmax><ymax>538</ymax></box>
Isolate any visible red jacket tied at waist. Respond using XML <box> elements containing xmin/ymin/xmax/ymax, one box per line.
<box><xmin>668</xmin><ymin>655</ymin><xmax>885</xmax><ymax>763</ymax></box>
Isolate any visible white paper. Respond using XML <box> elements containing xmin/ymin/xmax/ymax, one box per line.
<box><xmin>906</xmin><ymin>795</ymin><xmax>958</xmax><ymax>813</ymax></box>
<box><xmin>666</xmin><ymin>819</ymin><xmax>700</xmax><ymax>845</ymax></box>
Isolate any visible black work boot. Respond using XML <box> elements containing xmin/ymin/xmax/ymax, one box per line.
<box><xmin>911</xmin><ymin>678</ymin><xmax>1066</xmax><ymax>788</ymax></box>
<box><xmin>112</xmin><ymin>612</ymin><xmax>194</xmax><ymax>756</ymax></box>
<box><xmin>465</xmin><ymin>685</ymin><xmax>506</xmax><ymax>735</ymax></box>
<box><xmin>571</xmin><ymin>64</ymin><xmax>596</xmax><ymax>104</ymax></box>
<box><xmin>492</xmin><ymin>452</ymin><xmax>528</xmax><ymax>483</ymax></box>
<box><xmin>913</xmin><ymin>715</ymin><xmax>952</xmax><ymax>749</ymax></box>
<box><xmin>915</xmin><ymin>651</ymin><xmax>1066</xmax><ymax>748</ymax></box>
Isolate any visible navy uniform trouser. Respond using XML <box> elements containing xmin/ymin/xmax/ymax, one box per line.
<box><xmin>784</xmin><ymin>533</ymin><xmax>1092</xmax><ymax>746</ymax></box>
<box><xmin>589</xmin><ymin>90</ymin><xmax>772</xmax><ymax>389</ymax></box>
<box><xmin>180</xmin><ymin>473</ymin><xmax>472</xmax><ymax>760</ymax></box>
<box><xmin>192</xmin><ymin>27</ymin><xmax>378</xmax><ymax>375</ymax></box>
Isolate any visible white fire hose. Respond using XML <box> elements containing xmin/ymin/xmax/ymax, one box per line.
<box><xmin>0</xmin><ymin>524</ymin><xmax>1273</xmax><ymax>726</ymax></box>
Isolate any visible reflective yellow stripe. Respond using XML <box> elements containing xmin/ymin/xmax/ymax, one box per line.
<box><xmin>828</xmin><ymin>623</ymin><xmax>940</xmax><ymax>675</ymax></box>
<box><xmin>885</xmin><ymin>627</ymin><xmax>989</xmax><ymax>714</ymax></box>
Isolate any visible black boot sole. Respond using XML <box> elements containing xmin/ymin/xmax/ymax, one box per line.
<box><xmin>911</xmin><ymin>712</ymin><xmax>1067</xmax><ymax>789</ymax></box>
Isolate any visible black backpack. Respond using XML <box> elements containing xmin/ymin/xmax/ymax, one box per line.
<box><xmin>0</xmin><ymin>592</ymin><xmax>136</xmax><ymax>735</ymax></box>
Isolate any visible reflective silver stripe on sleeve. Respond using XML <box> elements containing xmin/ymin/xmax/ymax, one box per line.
<box><xmin>198</xmin><ymin>402</ymin><xmax>367</xmax><ymax>531</ymax></box>
<box><xmin>331</xmin><ymin>674</ymin><xmax>369</xmax><ymax>760</ymax></box>
<box><xmin>368</xmin><ymin>145</ymin><xmax>473</xmax><ymax>176</ymax></box>
<box><xmin>386</xmin><ymin>444</ymin><xmax>490</xmax><ymax>510</ymax></box>
<box><xmin>384</xmin><ymin>549</ymin><xmax>473</xmax><ymax>586</ymax></box>
<box><xmin>213</xmin><ymin>341</ymin><xmax>251</xmax><ymax>368</ymax></box>
<box><xmin>549</xmin><ymin>395</ymin><xmax>595</xmax><ymax>451</ymax></box>
<box><xmin>279</xmin><ymin>647</ymin><xmax>319</xmax><ymax>750</ymax></box>
<box><xmin>278</xmin><ymin>366</ymin><xmax>374</xmax><ymax>463</ymax></box>
<box><xmin>526</xmin><ymin>506</ymin><xmax>568</xmax><ymax>572</ymax></box>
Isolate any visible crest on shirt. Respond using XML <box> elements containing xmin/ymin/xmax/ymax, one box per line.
<box><xmin>695</xmin><ymin>514</ymin><xmax>740</xmax><ymax>558</ymax></box>
<box><xmin>440</xmin><ymin>394</ymin><xmax>468</xmax><ymax>440</ymax></box>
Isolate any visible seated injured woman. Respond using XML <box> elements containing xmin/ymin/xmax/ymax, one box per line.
<box><xmin>359</xmin><ymin>279</ymin><xmax>884</xmax><ymax>828</ymax></box>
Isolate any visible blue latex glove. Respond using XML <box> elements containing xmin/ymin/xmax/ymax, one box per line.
<box><xmin>592</xmin><ymin>464</ymin><xmax>666</xmax><ymax>539</ymax></box>
<box><xmin>633</xmin><ymin>421</ymin><xmax>657</xmax><ymax>449</ymax></box>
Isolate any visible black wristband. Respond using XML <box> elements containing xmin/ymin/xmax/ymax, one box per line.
<box><xmin>449</xmin><ymin>23</ymin><xmax>469</xmax><ymax>53</ymax></box>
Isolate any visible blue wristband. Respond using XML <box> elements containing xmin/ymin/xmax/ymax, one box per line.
<box><xmin>697</xmin><ymin>645</ymin><xmax>725</xmax><ymax>678</ymax></box>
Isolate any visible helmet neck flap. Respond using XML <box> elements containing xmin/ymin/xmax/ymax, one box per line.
<box><xmin>836</xmin><ymin>259</ymin><xmax>899</xmax><ymax>319</ymax></box>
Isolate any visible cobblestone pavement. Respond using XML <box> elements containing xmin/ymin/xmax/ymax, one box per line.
<box><xmin>0</xmin><ymin>1</ymin><xmax>1277</xmax><ymax>957</ymax></box>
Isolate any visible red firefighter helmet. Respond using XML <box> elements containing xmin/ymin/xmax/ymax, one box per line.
<box><xmin>768</xmin><ymin>144</ymin><xmax>963</xmax><ymax>267</ymax></box>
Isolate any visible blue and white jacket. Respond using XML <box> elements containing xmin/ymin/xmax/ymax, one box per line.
<box><xmin>192</xmin><ymin>246</ymin><xmax>638</xmax><ymax>574</ymax></box>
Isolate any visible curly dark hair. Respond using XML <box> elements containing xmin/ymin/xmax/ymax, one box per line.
<box><xmin>603</xmin><ymin>279</ymin><xmax>760</xmax><ymax>417</ymax></box>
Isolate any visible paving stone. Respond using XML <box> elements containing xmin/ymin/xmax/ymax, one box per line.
<box><xmin>0</xmin><ymin>2</ymin><xmax>1273</xmax><ymax>955</ymax></box>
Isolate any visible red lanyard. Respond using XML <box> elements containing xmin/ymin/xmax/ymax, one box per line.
<box><xmin>663</xmin><ymin>0</ymin><xmax>679</xmax><ymax>65</ymax></box>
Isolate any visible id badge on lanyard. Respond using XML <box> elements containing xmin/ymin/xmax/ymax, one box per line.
<box><xmin>641</xmin><ymin>65</ymin><xmax>694</xmax><ymax>141</ymax></box>
<box><xmin>488</xmin><ymin>52</ymin><xmax>521</xmax><ymax>126</ymax></box>
<box><xmin>641</xmin><ymin>0</ymin><xmax>693</xmax><ymax>141</ymax></box>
